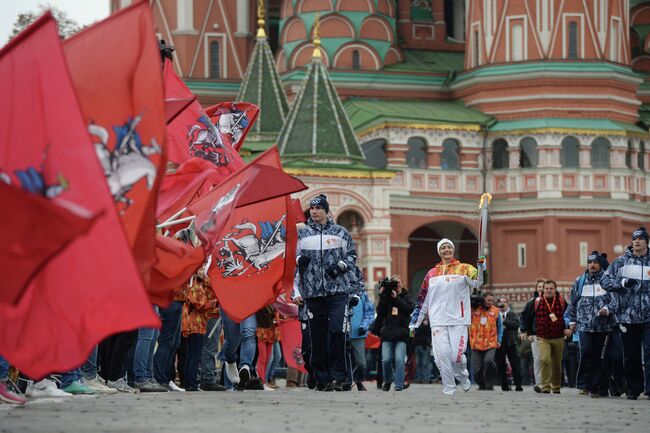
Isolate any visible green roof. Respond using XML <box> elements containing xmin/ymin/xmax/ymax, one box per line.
<box><xmin>278</xmin><ymin>55</ymin><xmax>364</xmax><ymax>163</ymax></box>
<box><xmin>343</xmin><ymin>99</ymin><xmax>494</xmax><ymax>131</ymax></box>
<box><xmin>457</xmin><ymin>61</ymin><xmax>641</xmax><ymax>82</ymax></box>
<box><xmin>237</xmin><ymin>35</ymin><xmax>289</xmax><ymax>141</ymax></box>
<box><xmin>384</xmin><ymin>50</ymin><xmax>465</xmax><ymax>73</ymax></box>
<box><xmin>631</xmin><ymin>0</ymin><xmax>650</xmax><ymax>8</ymax></box>
<box><xmin>637</xmin><ymin>104</ymin><xmax>650</xmax><ymax>129</ymax></box>
<box><xmin>632</xmin><ymin>24</ymin><xmax>650</xmax><ymax>42</ymax></box>
<box><xmin>490</xmin><ymin>118</ymin><xmax>648</xmax><ymax>134</ymax></box>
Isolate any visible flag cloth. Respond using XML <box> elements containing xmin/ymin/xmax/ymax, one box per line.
<box><xmin>0</xmin><ymin>182</ymin><xmax>99</xmax><ymax>306</ymax></box>
<box><xmin>150</xmin><ymin>234</ymin><xmax>206</xmax><ymax>308</ymax></box>
<box><xmin>157</xmin><ymin>157</ymin><xmax>230</xmax><ymax>222</ymax></box>
<box><xmin>278</xmin><ymin>319</ymin><xmax>307</xmax><ymax>374</ymax></box>
<box><xmin>293</xmin><ymin>198</ymin><xmax>306</xmax><ymax>224</ymax></box>
<box><xmin>165</xmin><ymin>97</ymin><xmax>196</xmax><ymax>124</ymax></box>
<box><xmin>193</xmin><ymin>147</ymin><xmax>305</xmax><ymax>322</ymax></box>
<box><xmin>0</xmin><ymin>14</ymin><xmax>159</xmax><ymax>378</ymax></box>
<box><xmin>205</xmin><ymin>102</ymin><xmax>259</xmax><ymax>152</ymax></box>
<box><xmin>164</xmin><ymin>59</ymin><xmax>245</xmax><ymax>173</ymax></box>
<box><xmin>63</xmin><ymin>1</ymin><xmax>166</xmax><ymax>291</ymax></box>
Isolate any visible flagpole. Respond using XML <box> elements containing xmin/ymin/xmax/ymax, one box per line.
<box><xmin>156</xmin><ymin>215</ymin><xmax>195</xmax><ymax>229</ymax></box>
<box><xmin>159</xmin><ymin>207</ymin><xmax>188</xmax><ymax>225</ymax></box>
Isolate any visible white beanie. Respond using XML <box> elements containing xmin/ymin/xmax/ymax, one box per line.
<box><xmin>437</xmin><ymin>238</ymin><xmax>455</xmax><ymax>256</ymax></box>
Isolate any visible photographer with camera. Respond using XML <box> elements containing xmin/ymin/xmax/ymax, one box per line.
<box><xmin>373</xmin><ymin>275</ymin><xmax>414</xmax><ymax>391</ymax></box>
<box><xmin>292</xmin><ymin>194</ymin><xmax>359</xmax><ymax>392</ymax></box>
<box><xmin>410</xmin><ymin>238</ymin><xmax>485</xmax><ymax>395</ymax></box>
<box><xmin>469</xmin><ymin>292</ymin><xmax>502</xmax><ymax>391</ymax></box>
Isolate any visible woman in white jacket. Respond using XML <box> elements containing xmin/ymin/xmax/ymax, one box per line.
<box><xmin>410</xmin><ymin>239</ymin><xmax>484</xmax><ymax>395</ymax></box>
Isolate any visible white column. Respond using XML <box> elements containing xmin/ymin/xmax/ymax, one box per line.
<box><xmin>453</xmin><ymin>0</ymin><xmax>464</xmax><ymax>41</ymax></box>
<box><xmin>236</xmin><ymin>0</ymin><xmax>250</xmax><ymax>36</ymax></box>
<box><xmin>176</xmin><ymin>0</ymin><xmax>194</xmax><ymax>31</ymax></box>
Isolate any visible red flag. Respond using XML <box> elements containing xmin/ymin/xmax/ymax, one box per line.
<box><xmin>195</xmin><ymin>148</ymin><xmax>304</xmax><ymax>322</ymax></box>
<box><xmin>0</xmin><ymin>182</ymin><xmax>99</xmax><ymax>306</ymax></box>
<box><xmin>157</xmin><ymin>157</ymin><xmax>230</xmax><ymax>222</ymax></box>
<box><xmin>0</xmin><ymin>14</ymin><xmax>158</xmax><ymax>378</ymax></box>
<box><xmin>63</xmin><ymin>1</ymin><xmax>166</xmax><ymax>291</ymax></box>
<box><xmin>165</xmin><ymin>97</ymin><xmax>196</xmax><ymax>124</ymax></box>
<box><xmin>150</xmin><ymin>234</ymin><xmax>206</xmax><ymax>308</ymax></box>
<box><xmin>188</xmin><ymin>147</ymin><xmax>306</xmax><ymax>255</ymax></box>
<box><xmin>278</xmin><ymin>319</ymin><xmax>307</xmax><ymax>373</ymax></box>
<box><xmin>164</xmin><ymin>59</ymin><xmax>245</xmax><ymax>173</ymax></box>
<box><xmin>205</xmin><ymin>102</ymin><xmax>259</xmax><ymax>152</ymax></box>
<box><xmin>293</xmin><ymin>199</ymin><xmax>306</xmax><ymax>224</ymax></box>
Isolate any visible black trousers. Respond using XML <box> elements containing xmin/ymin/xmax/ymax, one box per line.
<box><xmin>101</xmin><ymin>330</ymin><xmax>138</xmax><ymax>382</ymax></box>
<box><xmin>620</xmin><ymin>322</ymin><xmax>650</xmax><ymax>397</ymax></box>
<box><xmin>471</xmin><ymin>348</ymin><xmax>496</xmax><ymax>388</ymax></box>
<box><xmin>496</xmin><ymin>344</ymin><xmax>522</xmax><ymax>388</ymax></box>
<box><xmin>304</xmin><ymin>294</ymin><xmax>348</xmax><ymax>384</ymax></box>
<box><xmin>576</xmin><ymin>331</ymin><xmax>610</xmax><ymax>394</ymax></box>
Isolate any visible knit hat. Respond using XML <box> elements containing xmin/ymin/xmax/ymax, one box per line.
<box><xmin>587</xmin><ymin>251</ymin><xmax>609</xmax><ymax>271</ymax></box>
<box><xmin>632</xmin><ymin>227</ymin><xmax>649</xmax><ymax>243</ymax></box>
<box><xmin>309</xmin><ymin>194</ymin><xmax>329</xmax><ymax>214</ymax></box>
<box><xmin>437</xmin><ymin>238</ymin><xmax>455</xmax><ymax>256</ymax></box>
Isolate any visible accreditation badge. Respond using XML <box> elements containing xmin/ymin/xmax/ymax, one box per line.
<box><xmin>549</xmin><ymin>313</ymin><xmax>557</xmax><ymax>322</ymax></box>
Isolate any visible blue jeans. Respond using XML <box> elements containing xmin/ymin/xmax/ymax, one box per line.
<box><xmin>382</xmin><ymin>341</ymin><xmax>406</xmax><ymax>390</ymax></box>
<box><xmin>266</xmin><ymin>341</ymin><xmax>282</xmax><ymax>383</ymax></box>
<box><xmin>81</xmin><ymin>346</ymin><xmax>98</xmax><ymax>380</ymax></box>
<box><xmin>201</xmin><ymin>318</ymin><xmax>221</xmax><ymax>386</ymax></box>
<box><xmin>221</xmin><ymin>311</ymin><xmax>257</xmax><ymax>389</ymax></box>
<box><xmin>60</xmin><ymin>368</ymin><xmax>81</xmax><ymax>388</ymax></box>
<box><xmin>0</xmin><ymin>355</ymin><xmax>9</xmax><ymax>380</ymax></box>
<box><xmin>132</xmin><ymin>326</ymin><xmax>159</xmax><ymax>383</ymax></box>
<box><xmin>153</xmin><ymin>301</ymin><xmax>183</xmax><ymax>384</ymax></box>
<box><xmin>415</xmin><ymin>345</ymin><xmax>432</xmax><ymax>381</ymax></box>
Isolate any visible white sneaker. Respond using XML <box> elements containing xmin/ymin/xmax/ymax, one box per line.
<box><xmin>28</xmin><ymin>379</ymin><xmax>72</xmax><ymax>398</ymax></box>
<box><xmin>81</xmin><ymin>376</ymin><xmax>117</xmax><ymax>394</ymax></box>
<box><xmin>168</xmin><ymin>381</ymin><xmax>185</xmax><ymax>392</ymax></box>
<box><xmin>225</xmin><ymin>362</ymin><xmax>240</xmax><ymax>385</ymax></box>
<box><xmin>106</xmin><ymin>378</ymin><xmax>138</xmax><ymax>393</ymax></box>
<box><xmin>263</xmin><ymin>384</ymin><xmax>275</xmax><ymax>391</ymax></box>
<box><xmin>462</xmin><ymin>378</ymin><xmax>472</xmax><ymax>392</ymax></box>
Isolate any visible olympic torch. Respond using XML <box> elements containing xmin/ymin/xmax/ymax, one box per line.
<box><xmin>477</xmin><ymin>192</ymin><xmax>492</xmax><ymax>286</ymax></box>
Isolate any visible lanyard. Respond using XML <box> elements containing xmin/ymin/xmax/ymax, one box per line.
<box><xmin>542</xmin><ymin>295</ymin><xmax>556</xmax><ymax>313</ymax></box>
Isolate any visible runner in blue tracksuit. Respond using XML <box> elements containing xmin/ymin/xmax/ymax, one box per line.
<box><xmin>601</xmin><ymin>227</ymin><xmax>650</xmax><ymax>400</ymax></box>
<box><xmin>292</xmin><ymin>194</ymin><xmax>360</xmax><ymax>391</ymax></box>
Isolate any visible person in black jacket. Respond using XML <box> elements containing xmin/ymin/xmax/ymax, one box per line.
<box><xmin>496</xmin><ymin>296</ymin><xmax>523</xmax><ymax>391</ymax></box>
<box><xmin>519</xmin><ymin>278</ymin><xmax>546</xmax><ymax>387</ymax></box>
<box><xmin>373</xmin><ymin>275</ymin><xmax>414</xmax><ymax>391</ymax></box>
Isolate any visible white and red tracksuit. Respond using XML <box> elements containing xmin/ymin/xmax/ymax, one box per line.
<box><xmin>410</xmin><ymin>260</ymin><xmax>482</xmax><ymax>395</ymax></box>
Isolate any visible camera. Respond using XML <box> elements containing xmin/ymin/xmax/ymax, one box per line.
<box><xmin>379</xmin><ymin>277</ymin><xmax>398</xmax><ymax>294</ymax></box>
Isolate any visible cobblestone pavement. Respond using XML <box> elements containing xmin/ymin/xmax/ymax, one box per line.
<box><xmin>1</xmin><ymin>383</ymin><xmax>648</xmax><ymax>433</ymax></box>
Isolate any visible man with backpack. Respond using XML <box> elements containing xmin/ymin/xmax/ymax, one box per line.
<box><xmin>565</xmin><ymin>251</ymin><xmax>614</xmax><ymax>397</ymax></box>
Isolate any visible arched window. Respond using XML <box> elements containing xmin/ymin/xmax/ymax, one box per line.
<box><xmin>352</xmin><ymin>50</ymin><xmax>360</xmax><ymax>71</ymax></box>
<box><xmin>626</xmin><ymin>140</ymin><xmax>633</xmax><ymax>169</ymax></box>
<box><xmin>639</xmin><ymin>141</ymin><xmax>646</xmax><ymax>171</ymax></box>
<box><xmin>591</xmin><ymin>137</ymin><xmax>611</xmax><ymax>168</ymax></box>
<box><xmin>519</xmin><ymin>137</ymin><xmax>538</xmax><ymax>168</ymax></box>
<box><xmin>210</xmin><ymin>41</ymin><xmax>220</xmax><ymax>79</ymax></box>
<box><xmin>491</xmin><ymin>139</ymin><xmax>509</xmax><ymax>170</ymax></box>
<box><xmin>362</xmin><ymin>139</ymin><xmax>387</xmax><ymax>169</ymax></box>
<box><xmin>568</xmin><ymin>21</ymin><xmax>578</xmax><ymax>59</ymax></box>
<box><xmin>406</xmin><ymin>137</ymin><xmax>427</xmax><ymax>169</ymax></box>
<box><xmin>561</xmin><ymin>136</ymin><xmax>580</xmax><ymax>167</ymax></box>
<box><xmin>441</xmin><ymin>138</ymin><xmax>460</xmax><ymax>170</ymax></box>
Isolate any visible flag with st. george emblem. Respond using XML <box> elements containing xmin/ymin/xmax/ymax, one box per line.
<box><xmin>190</xmin><ymin>147</ymin><xmax>305</xmax><ymax>322</ymax></box>
<box><xmin>0</xmin><ymin>14</ymin><xmax>158</xmax><ymax>378</ymax></box>
<box><xmin>62</xmin><ymin>1</ymin><xmax>166</xmax><ymax>290</ymax></box>
<box><xmin>164</xmin><ymin>59</ymin><xmax>246</xmax><ymax>173</ymax></box>
<box><xmin>205</xmin><ymin>102</ymin><xmax>259</xmax><ymax>152</ymax></box>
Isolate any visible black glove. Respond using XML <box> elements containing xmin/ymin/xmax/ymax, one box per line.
<box><xmin>297</xmin><ymin>255</ymin><xmax>311</xmax><ymax>272</ymax></box>
<box><xmin>622</xmin><ymin>278</ymin><xmax>638</xmax><ymax>289</ymax></box>
<box><xmin>348</xmin><ymin>295</ymin><xmax>360</xmax><ymax>307</ymax></box>
<box><xmin>358</xmin><ymin>327</ymin><xmax>366</xmax><ymax>334</ymax></box>
<box><xmin>326</xmin><ymin>260</ymin><xmax>347</xmax><ymax>278</ymax></box>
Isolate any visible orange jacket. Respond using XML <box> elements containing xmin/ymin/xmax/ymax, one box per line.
<box><xmin>470</xmin><ymin>305</ymin><xmax>502</xmax><ymax>351</ymax></box>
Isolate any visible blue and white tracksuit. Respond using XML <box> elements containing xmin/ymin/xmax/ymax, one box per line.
<box><xmin>294</xmin><ymin>217</ymin><xmax>358</xmax><ymax>385</ymax></box>
<box><xmin>601</xmin><ymin>247</ymin><xmax>650</xmax><ymax>396</ymax></box>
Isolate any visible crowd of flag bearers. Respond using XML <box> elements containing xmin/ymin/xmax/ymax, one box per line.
<box><xmin>1</xmin><ymin>1</ymin><xmax>650</xmax><ymax>408</ymax></box>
